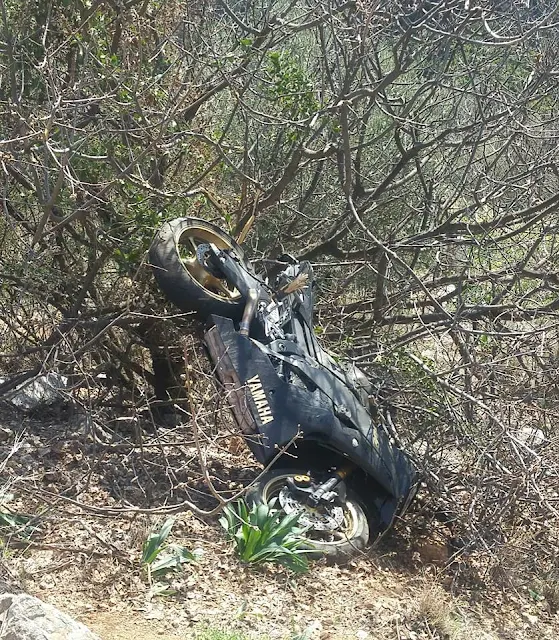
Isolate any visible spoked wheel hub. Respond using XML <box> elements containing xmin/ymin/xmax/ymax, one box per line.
<box><xmin>177</xmin><ymin>226</ymin><xmax>241</xmax><ymax>301</ymax></box>
<box><xmin>248</xmin><ymin>468</ymin><xmax>370</xmax><ymax>558</ymax></box>
<box><xmin>150</xmin><ymin>217</ymin><xmax>249</xmax><ymax>319</ymax></box>
<box><xmin>278</xmin><ymin>486</ymin><xmax>345</xmax><ymax>532</ymax></box>
<box><xmin>195</xmin><ymin>243</ymin><xmax>224</xmax><ymax>278</ymax></box>
<box><xmin>259</xmin><ymin>472</ymin><xmax>368</xmax><ymax>548</ymax></box>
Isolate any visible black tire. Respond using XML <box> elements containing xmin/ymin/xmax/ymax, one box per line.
<box><xmin>149</xmin><ymin>217</ymin><xmax>248</xmax><ymax>320</ymax></box>
<box><xmin>246</xmin><ymin>468</ymin><xmax>370</xmax><ymax>562</ymax></box>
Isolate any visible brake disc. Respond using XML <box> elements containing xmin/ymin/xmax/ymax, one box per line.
<box><xmin>278</xmin><ymin>486</ymin><xmax>345</xmax><ymax>531</ymax></box>
<box><xmin>195</xmin><ymin>243</ymin><xmax>224</xmax><ymax>278</ymax></box>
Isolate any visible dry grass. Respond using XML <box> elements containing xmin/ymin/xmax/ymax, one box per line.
<box><xmin>542</xmin><ymin>579</ymin><xmax>559</xmax><ymax>614</ymax></box>
<box><xmin>417</xmin><ymin>585</ymin><xmax>463</xmax><ymax>640</ymax></box>
<box><xmin>415</xmin><ymin>583</ymin><xmax>497</xmax><ymax>640</ymax></box>
<box><xmin>0</xmin><ymin>401</ymin><xmax>556</xmax><ymax>640</ymax></box>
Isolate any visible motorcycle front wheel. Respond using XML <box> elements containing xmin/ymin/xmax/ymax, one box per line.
<box><xmin>149</xmin><ymin>217</ymin><xmax>248</xmax><ymax>319</ymax></box>
<box><xmin>247</xmin><ymin>468</ymin><xmax>370</xmax><ymax>561</ymax></box>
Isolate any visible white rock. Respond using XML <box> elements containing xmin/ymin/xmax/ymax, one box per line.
<box><xmin>515</xmin><ymin>427</ymin><xmax>546</xmax><ymax>448</ymax></box>
<box><xmin>521</xmin><ymin>611</ymin><xmax>539</xmax><ymax>625</ymax></box>
<box><xmin>300</xmin><ymin>620</ymin><xmax>322</xmax><ymax>639</ymax></box>
<box><xmin>0</xmin><ymin>593</ymin><xmax>99</xmax><ymax>640</ymax></box>
<box><xmin>0</xmin><ymin>373</ymin><xmax>68</xmax><ymax>411</ymax></box>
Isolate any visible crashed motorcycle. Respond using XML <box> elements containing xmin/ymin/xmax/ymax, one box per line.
<box><xmin>150</xmin><ymin>217</ymin><xmax>418</xmax><ymax>559</ymax></box>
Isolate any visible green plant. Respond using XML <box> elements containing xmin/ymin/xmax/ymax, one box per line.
<box><xmin>266</xmin><ymin>50</ymin><xmax>319</xmax><ymax>128</ymax></box>
<box><xmin>196</xmin><ymin>629</ymin><xmax>253</xmax><ymax>640</ymax></box>
<box><xmin>141</xmin><ymin>518</ymin><xmax>196</xmax><ymax>594</ymax></box>
<box><xmin>0</xmin><ymin>511</ymin><xmax>36</xmax><ymax>539</ymax></box>
<box><xmin>219</xmin><ymin>499</ymin><xmax>311</xmax><ymax>573</ymax></box>
<box><xmin>0</xmin><ymin>484</ymin><xmax>37</xmax><ymax>539</ymax></box>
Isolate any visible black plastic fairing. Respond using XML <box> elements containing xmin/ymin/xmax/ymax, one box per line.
<box><xmin>204</xmin><ymin>315</ymin><xmax>418</xmax><ymax>529</ymax></box>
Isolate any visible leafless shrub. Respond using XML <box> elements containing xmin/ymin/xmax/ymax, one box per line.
<box><xmin>1</xmin><ymin>0</ymin><xmax>559</xmax><ymax>591</ymax></box>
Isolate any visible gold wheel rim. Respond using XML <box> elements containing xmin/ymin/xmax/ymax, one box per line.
<box><xmin>264</xmin><ymin>475</ymin><xmax>359</xmax><ymax>545</ymax></box>
<box><xmin>176</xmin><ymin>225</ymin><xmax>242</xmax><ymax>302</ymax></box>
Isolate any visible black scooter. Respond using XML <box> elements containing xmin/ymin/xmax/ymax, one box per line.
<box><xmin>150</xmin><ymin>217</ymin><xmax>418</xmax><ymax>559</ymax></box>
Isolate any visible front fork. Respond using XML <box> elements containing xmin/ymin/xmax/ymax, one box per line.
<box><xmin>287</xmin><ymin>463</ymin><xmax>355</xmax><ymax>507</ymax></box>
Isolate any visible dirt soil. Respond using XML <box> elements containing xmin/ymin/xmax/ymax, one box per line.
<box><xmin>0</xmin><ymin>405</ymin><xmax>556</xmax><ymax>640</ymax></box>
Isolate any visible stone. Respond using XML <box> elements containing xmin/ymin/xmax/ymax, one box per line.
<box><xmin>521</xmin><ymin>611</ymin><xmax>539</xmax><ymax>625</ymax></box>
<box><xmin>515</xmin><ymin>427</ymin><xmax>546</xmax><ymax>449</ymax></box>
<box><xmin>0</xmin><ymin>374</ymin><xmax>68</xmax><ymax>411</ymax></box>
<box><xmin>0</xmin><ymin>593</ymin><xmax>99</xmax><ymax>640</ymax></box>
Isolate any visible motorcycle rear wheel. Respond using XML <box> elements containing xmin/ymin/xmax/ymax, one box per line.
<box><xmin>149</xmin><ymin>217</ymin><xmax>248</xmax><ymax>319</ymax></box>
<box><xmin>247</xmin><ymin>468</ymin><xmax>370</xmax><ymax>562</ymax></box>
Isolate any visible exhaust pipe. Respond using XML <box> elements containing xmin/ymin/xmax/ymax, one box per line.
<box><xmin>239</xmin><ymin>288</ymin><xmax>259</xmax><ymax>336</ymax></box>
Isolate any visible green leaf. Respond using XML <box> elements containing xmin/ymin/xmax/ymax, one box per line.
<box><xmin>220</xmin><ymin>499</ymin><xmax>313</xmax><ymax>571</ymax></box>
<box><xmin>141</xmin><ymin>518</ymin><xmax>176</xmax><ymax>565</ymax></box>
<box><xmin>156</xmin><ymin>518</ymin><xmax>175</xmax><ymax>544</ymax></box>
<box><xmin>150</xmin><ymin>582</ymin><xmax>177</xmax><ymax>597</ymax></box>
<box><xmin>150</xmin><ymin>545</ymin><xmax>195</xmax><ymax>576</ymax></box>
<box><xmin>0</xmin><ymin>511</ymin><xmax>36</xmax><ymax>538</ymax></box>
<box><xmin>0</xmin><ymin>511</ymin><xmax>31</xmax><ymax>529</ymax></box>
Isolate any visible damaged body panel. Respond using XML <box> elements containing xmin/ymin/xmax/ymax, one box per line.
<box><xmin>151</xmin><ymin>217</ymin><xmax>419</xmax><ymax>556</ymax></box>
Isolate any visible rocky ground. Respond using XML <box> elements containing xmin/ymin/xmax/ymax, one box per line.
<box><xmin>0</xmin><ymin>403</ymin><xmax>556</xmax><ymax>640</ymax></box>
